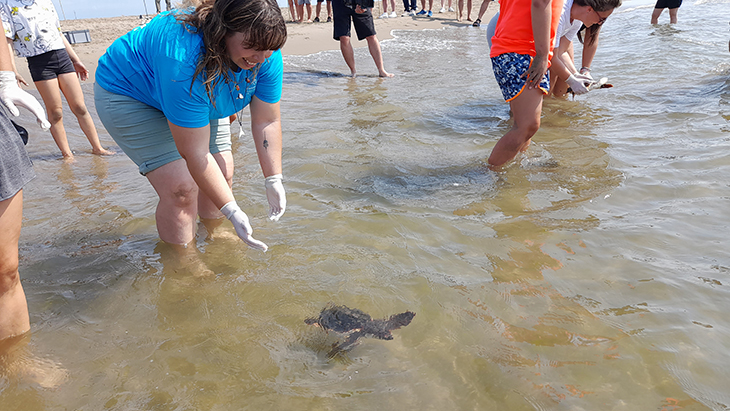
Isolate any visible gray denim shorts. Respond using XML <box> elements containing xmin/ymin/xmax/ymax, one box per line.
<box><xmin>94</xmin><ymin>82</ymin><xmax>232</xmax><ymax>175</ymax></box>
<box><xmin>0</xmin><ymin>111</ymin><xmax>34</xmax><ymax>201</ymax></box>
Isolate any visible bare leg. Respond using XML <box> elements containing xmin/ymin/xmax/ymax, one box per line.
<box><xmin>466</xmin><ymin>0</ymin><xmax>472</xmax><ymax>20</ymax></box>
<box><xmin>146</xmin><ymin>159</ymin><xmax>199</xmax><ymax>245</ymax></box>
<box><xmin>146</xmin><ymin>160</ymin><xmax>215</xmax><ymax>275</ymax></box>
<box><xmin>297</xmin><ymin>2</ymin><xmax>304</xmax><ymax>22</ymax></box>
<box><xmin>457</xmin><ymin>0</ymin><xmax>463</xmax><ymax>20</ymax></box>
<box><xmin>316</xmin><ymin>1</ymin><xmax>322</xmax><ymax>19</ymax></box>
<box><xmin>288</xmin><ymin>0</ymin><xmax>297</xmax><ymax>21</ymax></box>
<box><xmin>548</xmin><ymin>43</ymin><xmax>573</xmax><ymax>98</ymax></box>
<box><xmin>365</xmin><ymin>35</ymin><xmax>394</xmax><ymax>77</ymax></box>
<box><xmin>306</xmin><ymin>3</ymin><xmax>313</xmax><ymax>21</ymax></box>
<box><xmin>56</xmin><ymin>72</ymin><xmax>113</xmax><ymax>156</ymax></box>
<box><xmin>33</xmin><ymin>78</ymin><xmax>73</xmax><ymax>158</ymax></box>
<box><xmin>339</xmin><ymin>36</ymin><xmax>357</xmax><ymax>77</ymax></box>
<box><xmin>668</xmin><ymin>7</ymin><xmax>678</xmax><ymax>23</ymax></box>
<box><xmin>488</xmin><ymin>87</ymin><xmax>544</xmax><ymax>168</ymax></box>
<box><xmin>477</xmin><ymin>0</ymin><xmax>489</xmax><ymax>20</ymax></box>
<box><xmin>0</xmin><ymin>191</ymin><xmax>29</xmax><ymax>341</ymax></box>
<box><xmin>650</xmin><ymin>8</ymin><xmax>662</xmax><ymax>24</ymax></box>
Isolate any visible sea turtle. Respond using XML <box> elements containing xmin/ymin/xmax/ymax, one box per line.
<box><xmin>567</xmin><ymin>77</ymin><xmax>613</xmax><ymax>97</ymax></box>
<box><xmin>305</xmin><ymin>304</ymin><xmax>415</xmax><ymax>357</ymax></box>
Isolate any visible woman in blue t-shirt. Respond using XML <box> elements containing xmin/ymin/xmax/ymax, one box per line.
<box><xmin>95</xmin><ymin>0</ymin><xmax>287</xmax><ymax>254</ymax></box>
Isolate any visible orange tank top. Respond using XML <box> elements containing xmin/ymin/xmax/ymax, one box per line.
<box><xmin>489</xmin><ymin>0</ymin><xmax>563</xmax><ymax>60</ymax></box>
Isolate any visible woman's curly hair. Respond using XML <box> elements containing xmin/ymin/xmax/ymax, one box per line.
<box><xmin>177</xmin><ymin>0</ymin><xmax>287</xmax><ymax>103</ymax></box>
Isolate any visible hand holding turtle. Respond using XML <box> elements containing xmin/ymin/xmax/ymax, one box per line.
<box><xmin>220</xmin><ymin>201</ymin><xmax>268</xmax><ymax>251</ymax></box>
<box><xmin>566</xmin><ymin>72</ymin><xmax>592</xmax><ymax>95</ymax></box>
<box><xmin>264</xmin><ymin>174</ymin><xmax>286</xmax><ymax>222</ymax></box>
<box><xmin>0</xmin><ymin>71</ymin><xmax>50</xmax><ymax>129</ymax></box>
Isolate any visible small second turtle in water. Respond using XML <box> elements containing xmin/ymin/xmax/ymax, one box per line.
<box><xmin>305</xmin><ymin>304</ymin><xmax>415</xmax><ymax>357</ymax></box>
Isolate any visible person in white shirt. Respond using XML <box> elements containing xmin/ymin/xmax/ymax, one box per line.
<box><xmin>548</xmin><ymin>0</ymin><xmax>621</xmax><ymax>97</ymax></box>
<box><xmin>1</xmin><ymin>0</ymin><xmax>112</xmax><ymax>159</ymax></box>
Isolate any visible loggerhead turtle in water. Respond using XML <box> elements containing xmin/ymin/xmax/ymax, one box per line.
<box><xmin>305</xmin><ymin>304</ymin><xmax>415</xmax><ymax>357</ymax></box>
<box><xmin>567</xmin><ymin>76</ymin><xmax>613</xmax><ymax>97</ymax></box>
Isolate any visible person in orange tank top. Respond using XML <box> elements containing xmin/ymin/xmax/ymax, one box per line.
<box><xmin>487</xmin><ymin>0</ymin><xmax>563</xmax><ymax>168</ymax></box>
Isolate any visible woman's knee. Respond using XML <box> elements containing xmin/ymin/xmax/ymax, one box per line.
<box><xmin>514</xmin><ymin>117</ymin><xmax>540</xmax><ymax>137</ymax></box>
<box><xmin>68</xmin><ymin>102</ymin><xmax>90</xmax><ymax>118</ymax></box>
<box><xmin>0</xmin><ymin>258</ymin><xmax>20</xmax><ymax>295</ymax></box>
<box><xmin>47</xmin><ymin>106</ymin><xmax>64</xmax><ymax>124</ymax></box>
<box><xmin>159</xmin><ymin>179</ymin><xmax>199</xmax><ymax>210</ymax></box>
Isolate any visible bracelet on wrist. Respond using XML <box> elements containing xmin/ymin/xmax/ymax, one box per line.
<box><xmin>580</xmin><ymin>67</ymin><xmax>591</xmax><ymax>72</ymax></box>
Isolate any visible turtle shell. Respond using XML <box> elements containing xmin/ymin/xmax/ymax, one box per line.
<box><xmin>312</xmin><ymin>305</ymin><xmax>372</xmax><ymax>333</ymax></box>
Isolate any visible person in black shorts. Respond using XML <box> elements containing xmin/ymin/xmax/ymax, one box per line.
<box><xmin>651</xmin><ymin>0</ymin><xmax>681</xmax><ymax>24</ymax></box>
<box><xmin>332</xmin><ymin>0</ymin><xmax>394</xmax><ymax>77</ymax></box>
<box><xmin>1</xmin><ymin>0</ymin><xmax>113</xmax><ymax>159</ymax></box>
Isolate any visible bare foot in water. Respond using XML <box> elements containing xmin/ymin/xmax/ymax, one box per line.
<box><xmin>92</xmin><ymin>147</ymin><xmax>115</xmax><ymax>156</ymax></box>
<box><xmin>379</xmin><ymin>71</ymin><xmax>394</xmax><ymax>78</ymax></box>
<box><xmin>0</xmin><ymin>335</ymin><xmax>68</xmax><ymax>389</ymax></box>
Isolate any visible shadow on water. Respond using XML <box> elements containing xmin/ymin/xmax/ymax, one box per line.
<box><xmin>354</xmin><ymin>165</ymin><xmax>498</xmax><ymax>210</ymax></box>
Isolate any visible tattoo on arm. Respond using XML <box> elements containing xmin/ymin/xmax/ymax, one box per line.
<box><xmin>263</xmin><ymin>139</ymin><xmax>269</xmax><ymax>150</ymax></box>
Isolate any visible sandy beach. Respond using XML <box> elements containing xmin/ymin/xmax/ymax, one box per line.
<box><xmin>11</xmin><ymin>2</ymin><xmax>498</xmax><ymax>85</ymax></box>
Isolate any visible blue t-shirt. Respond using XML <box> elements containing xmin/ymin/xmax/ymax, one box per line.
<box><xmin>95</xmin><ymin>11</ymin><xmax>283</xmax><ymax>128</ymax></box>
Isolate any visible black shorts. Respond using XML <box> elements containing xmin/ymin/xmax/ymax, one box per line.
<box><xmin>654</xmin><ymin>0</ymin><xmax>681</xmax><ymax>9</ymax></box>
<box><xmin>26</xmin><ymin>49</ymin><xmax>75</xmax><ymax>82</ymax></box>
<box><xmin>332</xmin><ymin>0</ymin><xmax>376</xmax><ymax>41</ymax></box>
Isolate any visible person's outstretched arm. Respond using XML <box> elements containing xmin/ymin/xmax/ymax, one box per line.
<box><xmin>169</xmin><ymin>122</ymin><xmax>269</xmax><ymax>250</ymax></box>
<box><xmin>250</xmin><ymin>96</ymin><xmax>286</xmax><ymax>222</ymax></box>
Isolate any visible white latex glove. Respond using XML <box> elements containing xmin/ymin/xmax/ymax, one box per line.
<box><xmin>0</xmin><ymin>71</ymin><xmax>50</xmax><ymax>129</ymax></box>
<box><xmin>566</xmin><ymin>73</ymin><xmax>591</xmax><ymax>95</ymax></box>
<box><xmin>220</xmin><ymin>201</ymin><xmax>268</xmax><ymax>252</ymax></box>
<box><xmin>264</xmin><ymin>174</ymin><xmax>286</xmax><ymax>222</ymax></box>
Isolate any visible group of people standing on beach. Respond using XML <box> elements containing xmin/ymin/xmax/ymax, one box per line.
<box><xmin>0</xmin><ymin>0</ymin><xmax>693</xmax><ymax>381</ymax></box>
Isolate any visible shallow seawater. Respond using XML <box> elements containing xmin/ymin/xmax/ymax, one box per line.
<box><xmin>3</xmin><ymin>0</ymin><xmax>730</xmax><ymax>409</ymax></box>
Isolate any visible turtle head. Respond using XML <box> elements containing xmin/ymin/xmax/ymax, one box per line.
<box><xmin>388</xmin><ymin>311</ymin><xmax>415</xmax><ymax>329</ymax></box>
<box><xmin>304</xmin><ymin>317</ymin><xmax>319</xmax><ymax>325</ymax></box>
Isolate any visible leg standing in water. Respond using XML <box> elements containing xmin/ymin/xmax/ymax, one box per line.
<box><xmin>487</xmin><ymin>0</ymin><xmax>563</xmax><ymax>168</ymax></box>
<box><xmin>332</xmin><ymin>0</ymin><xmax>394</xmax><ymax>77</ymax></box>
<box><xmin>0</xmin><ymin>17</ymin><xmax>50</xmax><ymax>350</ymax></box>
<box><xmin>651</xmin><ymin>0</ymin><xmax>681</xmax><ymax>23</ymax></box>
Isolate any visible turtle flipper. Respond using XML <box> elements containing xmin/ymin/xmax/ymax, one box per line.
<box><xmin>327</xmin><ymin>331</ymin><xmax>362</xmax><ymax>358</ymax></box>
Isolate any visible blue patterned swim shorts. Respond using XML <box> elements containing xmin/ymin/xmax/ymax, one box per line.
<box><xmin>491</xmin><ymin>53</ymin><xmax>550</xmax><ymax>102</ymax></box>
